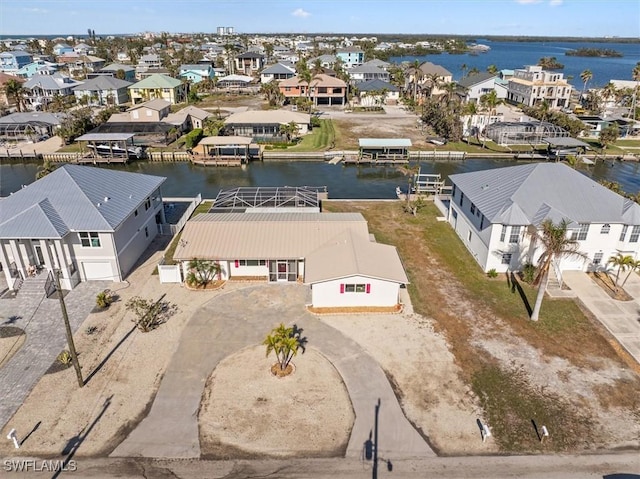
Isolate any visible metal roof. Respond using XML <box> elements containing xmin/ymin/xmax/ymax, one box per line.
<box><xmin>173</xmin><ymin>212</ymin><xmax>369</xmax><ymax>261</ymax></box>
<box><xmin>129</xmin><ymin>74</ymin><xmax>182</xmax><ymax>89</ymax></box>
<box><xmin>72</xmin><ymin>76</ymin><xmax>132</xmax><ymax>91</ymax></box>
<box><xmin>76</xmin><ymin>133</ymin><xmax>136</xmax><ymax>141</ymax></box>
<box><xmin>261</xmin><ymin>63</ymin><xmax>296</xmax><ymax>75</ymax></box>
<box><xmin>542</xmin><ymin>137</ymin><xmax>589</xmax><ymax>148</ymax></box>
<box><xmin>449</xmin><ymin>163</ymin><xmax>640</xmax><ymax>226</ymax></box>
<box><xmin>457</xmin><ymin>72</ymin><xmax>497</xmax><ymax>88</ymax></box>
<box><xmin>304</xmin><ymin>229</ymin><xmax>408</xmax><ymax>284</ymax></box>
<box><xmin>200</xmin><ymin>136</ymin><xmax>253</xmax><ymax>146</ymax></box>
<box><xmin>357</xmin><ymin>79</ymin><xmax>399</xmax><ymax>92</ymax></box>
<box><xmin>0</xmin><ymin>164</ymin><xmax>166</xmax><ymax>238</ymax></box>
<box><xmin>359</xmin><ymin>138</ymin><xmax>412</xmax><ymax>148</ymax></box>
<box><xmin>224</xmin><ymin>110</ymin><xmax>311</xmax><ymax>125</ymax></box>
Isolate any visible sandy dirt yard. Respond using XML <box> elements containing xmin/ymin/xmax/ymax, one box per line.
<box><xmin>0</xmin><ymin>328</ymin><xmax>25</xmax><ymax>369</ymax></box>
<box><xmin>199</xmin><ymin>346</ymin><xmax>354</xmax><ymax>459</ymax></box>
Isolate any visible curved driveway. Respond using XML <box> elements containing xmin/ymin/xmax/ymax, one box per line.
<box><xmin>112</xmin><ymin>284</ymin><xmax>433</xmax><ymax>459</ymax></box>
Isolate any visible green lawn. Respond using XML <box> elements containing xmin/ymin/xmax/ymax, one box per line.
<box><xmin>162</xmin><ymin>201</ymin><xmax>212</xmax><ymax>266</ymax></box>
<box><xmin>287</xmin><ymin>120</ymin><xmax>335</xmax><ymax>151</ymax></box>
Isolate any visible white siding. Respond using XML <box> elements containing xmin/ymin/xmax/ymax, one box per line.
<box><xmin>311</xmin><ymin>275</ymin><xmax>400</xmax><ymax>307</ymax></box>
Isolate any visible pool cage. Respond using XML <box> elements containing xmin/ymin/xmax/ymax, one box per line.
<box><xmin>210</xmin><ymin>186</ymin><xmax>328</xmax><ymax>213</ymax></box>
<box><xmin>0</xmin><ymin>121</ymin><xmax>53</xmax><ymax>142</ymax></box>
<box><xmin>485</xmin><ymin>121</ymin><xmax>569</xmax><ymax>146</ymax></box>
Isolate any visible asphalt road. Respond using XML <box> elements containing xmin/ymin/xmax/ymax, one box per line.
<box><xmin>1</xmin><ymin>453</ymin><xmax>638</xmax><ymax>478</ymax></box>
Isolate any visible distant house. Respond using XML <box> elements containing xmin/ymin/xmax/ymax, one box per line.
<box><xmin>457</xmin><ymin>72</ymin><xmax>506</xmax><ymax>104</ymax></box>
<box><xmin>128</xmin><ymin>74</ymin><xmax>187</xmax><ymax>105</ymax></box>
<box><xmin>15</xmin><ymin>61</ymin><xmax>59</xmax><ymax>79</ymax></box>
<box><xmin>356</xmin><ymin>79</ymin><xmax>399</xmax><ymax>106</ymax></box>
<box><xmin>406</xmin><ymin>62</ymin><xmax>452</xmax><ymax>98</ymax></box>
<box><xmin>173</xmin><ymin>211</ymin><xmax>409</xmax><ymax>308</ymax></box>
<box><xmin>89</xmin><ymin>63</ymin><xmax>136</xmax><ymax>82</ymax></box>
<box><xmin>217</xmin><ymin>74</ymin><xmax>255</xmax><ymax>90</ymax></box>
<box><xmin>234</xmin><ymin>52</ymin><xmax>265</xmax><ymax>76</ymax></box>
<box><xmin>224</xmin><ymin>109</ymin><xmax>311</xmax><ymax>138</ymax></box>
<box><xmin>0</xmin><ymin>51</ymin><xmax>33</xmax><ymax>73</ymax></box>
<box><xmin>0</xmin><ymin>164</ymin><xmax>167</xmax><ymax>291</ymax></box>
<box><xmin>72</xmin><ymin>76</ymin><xmax>132</xmax><ymax>106</ymax></box>
<box><xmin>178</xmin><ymin>64</ymin><xmax>214</xmax><ymax>84</ymax></box>
<box><xmin>279</xmin><ymin>74</ymin><xmax>347</xmax><ymax>106</ymax></box>
<box><xmin>52</xmin><ymin>43</ymin><xmax>74</xmax><ymax>56</ymax></box>
<box><xmin>507</xmin><ymin>65</ymin><xmax>572</xmax><ymax>109</ymax></box>
<box><xmin>260</xmin><ymin>63</ymin><xmax>296</xmax><ymax>83</ymax></box>
<box><xmin>73</xmin><ymin>42</ymin><xmax>94</xmax><ymax>56</ymax></box>
<box><xmin>349</xmin><ymin>62</ymin><xmax>390</xmax><ymax>84</ymax></box>
<box><xmin>445</xmin><ymin>163</ymin><xmax>640</xmax><ymax>277</ymax></box>
<box><xmin>336</xmin><ymin>48</ymin><xmax>364</xmax><ymax>69</ymax></box>
<box><xmin>57</xmin><ymin>54</ymin><xmax>106</xmax><ymax>76</ymax></box>
<box><xmin>22</xmin><ymin>72</ymin><xmax>83</xmax><ymax>110</ymax></box>
<box><xmin>307</xmin><ymin>54</ymin><xmax>337</xmax><ymax>69</ymax></box>
<box><xmin>135</xmin><ymin>54</ymin><xmax>162</xmax><ymax>79</ymax></box>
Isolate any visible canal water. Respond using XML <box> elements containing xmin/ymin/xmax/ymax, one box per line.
<box><xmin>1</xmin><ymin>159</ymin><xmax>638</xmax><ymax>199</ymax></box>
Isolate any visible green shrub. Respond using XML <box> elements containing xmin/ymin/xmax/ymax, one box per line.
<box><xmin>95</xmin><ymin>290</ymin><xmax>113</xmax><ymax>309</ymax></box>
<box><xmin>487</xmin><ymin>268</ymin><xmax>498</xmax><ymax>278</ymax></box>
<box><xmin>521</xmin><ymin>263</ymin><xmax>537</xmax><ymax>284</ymax></box>
<box><xmin>184</xmin><ymin>128</ymin><xmax>203</xmax><ymax>149</ymax></box>
<box><xmin>57</xmin><ymin>350</ymin><xmax>72</xmax><ymax>365</ymax></box>
<box><xmin>310</xmin><ymin>116</ymin><xmax>321</xmax><ymax>128</ymax></box>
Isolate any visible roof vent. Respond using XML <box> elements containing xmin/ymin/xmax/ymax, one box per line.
<box><xmin>104</xmin><ymin>196</ymin><xmax>110</xmax><ymax>201</ymax></box>
<box><xmin>97</xmin><ymin>202</ymin><xmax>101</xmax><ymax>207</ymax></box>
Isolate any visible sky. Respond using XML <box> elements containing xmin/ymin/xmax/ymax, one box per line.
<box><xmin>0</xmin><ymin>0</ymin><xmax>639</xmax><ymax>37</ymax></box>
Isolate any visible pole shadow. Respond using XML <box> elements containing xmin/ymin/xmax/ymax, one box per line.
<box><xmin>84</xmin><ymin>325</ymin><xmax>137</xmax><ymax>386</ymax></box>
<box><xmin>52</xmin><ymin>396</ymin><xmax>112</xmax><ymax>479</ymax></box>
<box><xmin>531</xmin><ymin>419</ymin><xmax>541</xmax><ymax>441</ymax></box>
<box><xmin>510</xmin><ymin>272</ymin><xmax>532</xmax><ymax>316</ymax></box>
<box><xmin>20</xmin><ymin>421</ymin><xmax>41</xmax><ymax>446</ymax></box>
<box><xmin>476</xmin><ymin>418</ymin><xmax>484</xmax><ymax>440</ymax></box>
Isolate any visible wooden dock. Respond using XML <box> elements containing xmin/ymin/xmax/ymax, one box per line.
<box><xmin>190</xmin><ymin>157</ymin><xmax>243</xmax><ymax>167</ymax></box>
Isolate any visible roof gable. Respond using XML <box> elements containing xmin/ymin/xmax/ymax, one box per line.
<box><xmin>130</xmin><ymin>74</ymin><xmax>182</xmax><ymax>89</ymax></box>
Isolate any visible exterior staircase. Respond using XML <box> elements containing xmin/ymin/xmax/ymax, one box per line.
<box><xmin>16</xmin><ymin>271</ymin><xmax>48</xmax><ymax>298</ymax></box>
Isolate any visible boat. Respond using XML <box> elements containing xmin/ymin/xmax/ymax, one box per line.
<box><xmin>468</xmin><ymin>43</ymin><xmax>491</xmax><ymax>53</ymax></box>
<box><xmin>87</xmin><ymin>144</ymin><xmax>144</xmax><ymax>159</ymax></box>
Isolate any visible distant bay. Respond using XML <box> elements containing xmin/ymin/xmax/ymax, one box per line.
<box><xmin>391</xmin><ymin>40</ymin><xmax>640</xmax><ymax>87</ymax></box>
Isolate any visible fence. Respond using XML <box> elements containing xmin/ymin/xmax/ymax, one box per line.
<box><xmin>433</xmin><ymin>195</ymin><xmax>451</xmax><ymax>217</ymax></box>
<box><xmin>157</xmin><ymin>258</ymin><xmax>182</xmax><ymax>284</ymax></box>
<box><xmin>409</xmin><ymin>151</ymin><xmax>467</xmax><ymax>160</ymax></box>
<box><xmin>157</xmin><ymin>194</ymin><xmax>202</xmax><ymax>236</ymax></box>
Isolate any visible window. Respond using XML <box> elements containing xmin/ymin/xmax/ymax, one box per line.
<box><xmin>145</xmin><ymin>198</ymin><xmax>151</xmax><ymax>210</ymax></box>
<box><xmin>593</xmin><ymin>252</ymin><xmax>603</xmax><ymax>265</ymax></box>
<box><xmin>79</xmin><ymin>232</ymin><xmax>100</xmax><ymax>247</ymax></box>
<box><xmin>509</xmin><ymin>226</ymin><xmax>521</xmax><ymax>244</ymax></box>
<box><xmin>238</xmin><ymin>260</ymin><xmax>267</xmax><ymax>266</ymax></box>
<box><xmin>500</xmin><ymin>225</ymin><xmax>507</xmax><ymax>242</ymax></box>
<box><xmin>341</xmin><ymin>283</ymin><xmax>370</xmax><ymax>294</ymax></box>
<box><xmin>134</xmin><ymin>209</ymin><xmax>138</xmax><ymax>217</ymax></box>
<box><xmin>459</xmin><ymin>193</ymin><xmax>464</xmax><ymax>207</ymax></box>
<box><xmin>480</xmin><ymin>216</ymin><xmax>484</xmax><ymax>230</ymax></box>
<box><xmin>470</xmin><ymin>203</ymin><xmax>476</xmax><ymax>215</ymax></box>
<box><xmin>452</xmin><ymin>184</ymin><xmax>456</xmax><ymax>198</ymax></box>
<box><xmin>144</xmin><ymin>226</ymin><xmax>149</xmax><ymax>238</ymax></box>
<box><xmin>630</xmin><ymin>226</ymin><xmax>640</xmax><ymax>243</ymax></box>
<box><xmin>600</xmin><ymin>224</ymin><xmax>610</xmax><ymax>234</ymax></box>
<box><xmin>501</xmin><ymin>253</ymin><xmax>512</xmax><ymax>265</ymax></box>
<box><xmin>620</xmin><ymin>225</ymin><xmax>628</xmax><ymax>241</ymax></box>
<box><xmin>571</xmin><ymin>223</ymin><xmax>589</xmax><ymax>241</ymax></box>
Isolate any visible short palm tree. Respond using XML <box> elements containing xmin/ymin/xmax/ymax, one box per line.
<box><xmin>4</xmin><ymin>78</ymin><xmax>26</xmax><ymax>112</ymax></box>
<box><xmin>186</xmin><ymin>258</ymin><xmax>221</xmax><ymax>288</ymax></box>
<box><xmin>607</xmin><ymin>253</ymin><xmax>635</xmax><ymax>292</ymax></box>
<box><xmin>263</xmin><ymin>323</ymin><xmax>302</xmax><ymax>373</ymax></box>
<box><xmin>36</xmin><ymin>160</ymin><xmax>57</xmax><ymax>180</ymax></box>
<box><xmin>580</xmin><ymin>69</ymin><xmax>593</xmax><ymax>99</ymax></box>
<box><xmin>621</xmin><ymin>259</ymin><xmax>640</xmax><ymax>289</ymax></box>
<box><xmin>528</xmin><ymin>219</ymin><xmax>586</xmax><ymax>321</ymax></box>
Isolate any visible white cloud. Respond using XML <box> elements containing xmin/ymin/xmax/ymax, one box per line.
<box><xmin>23</xmin><ymin>7</ymin><xmax>48</xmax><ymax>13</ymax></box>
<box><xmin>516</xmin><ymin>0</ymin><xmax>542</xmax><ymax>4</ymax></box>
<box><xmin>292</xmin><ymin>8</ymin><xmax>310</xmax><ymax>18</ymax></box>
<box><xmin>549</xmin><ymin>0</ymin><xmax>563</xmax><ymax>5</ymax></box>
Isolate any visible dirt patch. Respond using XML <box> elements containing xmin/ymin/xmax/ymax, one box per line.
<box><xmin>185</xmin><ymin>280</ymin><xmax>226</xmax><ymax>291</ymax></box>
<box><xmin>333</xmin><ymin>117</ymin><xmax>428</xmax><ymax>150</ymax></box>
<box><xmin>308</xmin><ymin>305</ymin><xmax>401</xmax><ymax>314</ymax></box>
<box><xmin>588</xmin><ymin>272</ymin><xmax>634</xmax><ymax>301</ymax></box>
<box><xmin>199</xmin><ymin>345</ymin><xmax>353</xmax><ymax>459</ymax></box>
<box><xmin>0</xmin><ymin>326</ymin><xmax>26</xmax><ymax>368</ymax></box>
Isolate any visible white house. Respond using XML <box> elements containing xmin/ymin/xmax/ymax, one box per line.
<box><xmin>173</xmin><ymin>211</ymin><xmax>408</xmax><ymax>308</ymax></box>
<box><xmin>457</xmin><ymin>72</ymin><xmax>506</xmax><ymax>104</ymax></box>
<box><xmin>0</xmin><ymin>165</ymin><xmax>167</xmax><ymax>291</ymax></box>
<box><xmin>507</xmin><ymin>65</ymin><xmax>572</xmax><ymax>109</ymax></box>
<box><xmin>356</xmin><ymin>79</ymin><xmax>400</xmax><ymax>106</ymax></box>
<box><xmin>445</xmin><ymin>163</ymin><xmax>640</xmax><ymax>279</ymax></box>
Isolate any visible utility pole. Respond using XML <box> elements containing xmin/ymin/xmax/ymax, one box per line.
<box><xmin>54</xmin><ymin>270</ymin><xmax>84</xmax><ymax>387</ymax></box>
<box><xmin>372</xmin><ymin>398</ymin><xmax>380</xmax><ymax>479</ymax></box>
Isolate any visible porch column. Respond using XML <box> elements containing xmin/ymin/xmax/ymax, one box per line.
<box><xmin>39</xmin><ymin>239</ymin><xmax>55</xmax><ymax>274</ymax></box>
<box><xmin>13</xmin><ymin>240</ymin><xmax>29</xmax><ymax>277</ymax></box>
<box><xmin>0</xmin><ymin>241</ymin><xmax>14</xmax><ymax>287</ymax></box>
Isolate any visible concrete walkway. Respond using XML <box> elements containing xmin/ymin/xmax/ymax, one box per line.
<box><xmin>112</xmin><ymin>284</ymin><xmax>433</xmax><ymax>460</ymax></box>
<box><xmin>0</xmin><ymin>280</ymin><xmax>110</xmax><ymax>429</ymax></box>
<box><xmin>562</xmin><ymin>271</ymin><xmax>640</xmax><ymax>364</ymax></box>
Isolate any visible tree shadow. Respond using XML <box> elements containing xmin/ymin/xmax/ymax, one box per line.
<box><xmin>84</xmin><ymin>325</ymin><xmax>137</xmax><ymax>386</ymax></box>
<box><xmin>508</xmin><ymin>272</ymin><xmax>533</xmax><ymax>317</ymax></box>
<box><xmin>52</xmin><ymin>396</ymin><xmax>111</xmax><ymax>479</ymax></box>
<box><xmin>292</xmin><ymin>324</ymin><xmax>308</xmax><ymax>354</ymax></box>
<box><xmin>2</xmin><ymin>315</ymin><xmax>21</xmax><ymax>325</ymax></box>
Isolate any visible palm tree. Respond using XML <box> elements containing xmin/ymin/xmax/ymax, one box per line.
<box><xmin>580</xmin><ymin>69</ymin><xmax>593</xmax><ymax>100</ymax></box>
<box><xmin>486</xmin><ymin>64</ymin><xmax>499</xmax><ymax>75</ymax></box>
<box><xmin>36</xmin><ymin>160</ymin><xmax>57</xmax><ymax>180</ymax></box>
<box><xmin>467</xmin><ymin>67</ymin><xmax>480</xmax><ymax>77</ymax></box>
<box><xmin>632</xmin><ymin>62</ymin><xmax>640</xmax><ymax>121</ymax></box>
<box><xmin>411</xmin><ymin>60</ymin><xmax>422</xmax><ymax>104</ymax></box>
<box><xmin>279</xmin><ymin>121</ymin><xmax>299</xmax><ymax>142</ymax></box>
<box><xmin>607</xmin><ymin>253</ymin><xmax>635</xmax><ymax>292</ymax></box>
<box><xmin>528</xmin><ymin>219</ymin><xmax>586</xmax><ymax>321</ymax></box>
<box><xmin>620</xmin><ymin>259</ymin><xmax>640</xmax><ymax>289</ymax></box>
<box><xmin>3</xmin><ymin>78</ymin><xmax>26</xmax><ymax>112</ymax></box>
<box><xmin>460</xmin><ymin>63</ymin><xmax>467</xmax><ymax>79</ymax></box>
<box><xmin>186</xmin><ymin>258</ymin><xmax>221</xmax><ymax>289</ymax></box>
<box><xmin>263</xmin><ymin>323</ymin><xmax>302</xmax><ymax>373</ymax></box>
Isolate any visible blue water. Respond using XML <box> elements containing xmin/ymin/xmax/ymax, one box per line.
<box><xmin>1</xmin><ymin>159</ymin><xmax>638</xmax><ymax>199</ymax></box>
<box><xmin>392</xmin><ymin>40</ymin><xmax>640</xmax><ymax>88</ymax></box>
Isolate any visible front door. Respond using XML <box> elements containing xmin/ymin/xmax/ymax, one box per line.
<box><xmin>268</xmin><ymin>260</ymin><xmax>297</xmax><ymax>282</ymax></box>
<box><xmin>33</xmin><ymin>244</ymin><xmax>45</xmax><ymax>266</ymax></box>
<box><xmin>277</xmin><ymin>260</ymin><xmax>288</xmax><ymax>281</ymax></box>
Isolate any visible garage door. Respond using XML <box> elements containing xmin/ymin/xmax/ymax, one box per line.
<box><xmin>82</xmin><ymin>262</ymin><xmax>113</xmax><ymax>281</ymax></box>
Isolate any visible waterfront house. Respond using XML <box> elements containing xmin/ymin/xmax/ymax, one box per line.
<box><xmin>445</xmin><ymin>163</ymin><xmax>640</xmax><ymax>281</ymax></box>
<box><xmin>279</xmin><ymin>74</ymin><xmax>347</xmax><ymax>106</ymax></box>
<box><xmin>507</xmin><ymin>65</ymin><xmax>572</xmax><ymax>109</ymax></box>
<box><xmin>0</xmin><ymin>51</ymin><xmax>33</xmax><ymax>74</ymax></box>
<box><xmin>224</xmin><ymin>109</ymin><xmax>310</xmax><ymax>139</ymax></box>
<box><xmin>173</xmin><ymin>210</ymin><xmax>408</xmax><ymax>308</ymax></box>
<box><xmin>0</xmin><ymin>111</ymin><xmax>63</xmax><ymax>142</ymax></box>
<box><xmin>128</xmin><ymin>74</ymin><xmax>187</xmax><ymax>105</ymax></box>
<box><xmin>0</xmin><ymin>164</ymin><xmax>167</xmax><ymax>291</ymax></box>
<box><xmin>72</xmin><ymin>76</ymin><xmax>132</xmax><ymax>106</ymax></box>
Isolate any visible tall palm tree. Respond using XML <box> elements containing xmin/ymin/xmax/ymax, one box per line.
<box><xmin>460</xmin><ymin>63</ymin><xmax>467</xmax><ymax>79</ymax></box>
<box><xmin>411</xmin><ymin>60</ymin><xmax>422</xmax><ymax>104</ymax></box>
<box><xmin>620</xmin><ymin>259</ymin><xmax>640</xmax><ymax>288</ymax></box>
<box><xmin>607</xmin><ymin>253</ymin><xmax>635</xmax><ymax>292</ymax></box>
<box><xmin>486</xmin><ymin>64</ymin><xmax>499</xmax><ymax>75</ymax></box>
<box><xmin>632</xmin><ymin>62</ymin><xmax>640</xmax><ymax>121</ymax></box>
<box><xmin>580</xmin><ymin>69</ymin><xmax>593</xmax><ymax>100</ymax></box>
<box><xmin>528</xmin><ymin>219</ymin><xmax>586</xmax><ymax>321</ymax></box>
<box><xmin>4</xmin><ymin>78</ymin><xmax>26</xmax><ymax>112</ymax></box>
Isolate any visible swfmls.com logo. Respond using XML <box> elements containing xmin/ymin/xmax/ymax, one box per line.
<box><xmin>3</xmin><ymin>459</ymin><xmax>77</xmax><ymax>472</ymax></box>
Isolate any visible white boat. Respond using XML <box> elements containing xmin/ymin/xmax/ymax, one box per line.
<box><xmin>87</xmin><ymin>144</ymin><xmax>143</xmax><ymax>159</ymax></box>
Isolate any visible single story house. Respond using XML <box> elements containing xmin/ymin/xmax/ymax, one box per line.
<box><xmin>178</xmin><ymin>64</ymin><xmax>214</xmax><ymax>84</ymax></box>
<box><xmin>217</xmin><ymin>74</ymin><xmax>255</xmax><ymax>90</ymax></box>
<box><xmin>445</xmin><ymin>163</ymin><xmax>640</xmax><ymax>280</ymax></box>
<box><xmin>0</xmin><ymin>164</ymin><xmax>167</xmax><ymax>291</ymax></box>
<box><xmin>224</xmin><ymin>109</ymin><xmax>311</xmax><ymax>138</ymax></box>
<box><xmin>0</xmin><ymin>111</ymin><xmax>64</xmax><ymax>142</ymax></box>
<box><xmin>173</xmin><ymin>211</ymin><xmax>408</xmax><ymax>308</ymax></box>
<box><xmin>72</xmin><ymin>76</ymin><xmax>132</xmax><ymax>106</ymax></box>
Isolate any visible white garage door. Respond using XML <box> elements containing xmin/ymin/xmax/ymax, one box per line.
<box><xmin>82</xmin><ymin>262</ymin><xmax>113</xmax><ymax>281</ymax></box>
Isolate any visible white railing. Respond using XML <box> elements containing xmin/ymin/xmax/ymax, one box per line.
<box><xmin>551</xmin><ymin>258</ymin><xmax>563</xmax><ymax>289</ymax></box>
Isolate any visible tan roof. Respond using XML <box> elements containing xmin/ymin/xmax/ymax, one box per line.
<box><xmin>173</xmin><ymin>212</ymin><xmax>369</xmax><ymax>261</ymax></box>
<box><xmin>199</xmin><ymin>136</ymin><xmax>253</xmax><ymax>145</ymax></box>
<box><xmin>279</xmin><ymin>73</ymin><xmax>346</xmax><ymax>88</ymax></box>
<box><xmin>224</xmin><ymin>109</ymin><xmax>311</xmax><ymax>125</ymax></box>
<box><xmin>164</xmin><ymin>105</ymin><xmax>213</xmax><ymax>124</ymax></box>
<box><xmin>0</xmin><ymin>73</ymin><xmax>26</xmax><ymax>85</ymax></box>
<box><xmin>128</xmin><ymin>99</ymin><xmax>171</xmax><ymax>111</ymax></box>
<box><xmin>304</xmin><ymin>229</ymin><xmax>409</xmax><ymax>284</ymax></box>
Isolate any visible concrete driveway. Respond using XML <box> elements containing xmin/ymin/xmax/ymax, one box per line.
<box><xmin>562</xmin><ymin>271</ymin><xmax>640</xmax><ymax>364</ymax></box>
<box><xmin>112</xmin><ymin>283</ymin><xmax>433</xmax><ymax>460</ymax></box>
